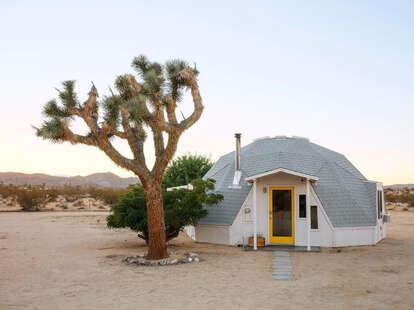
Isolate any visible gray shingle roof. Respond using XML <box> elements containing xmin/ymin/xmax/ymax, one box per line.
<box><xmin>199</xmin><ymin>137</ymin><xmax>378</xmax><ymax>227</ymax></box>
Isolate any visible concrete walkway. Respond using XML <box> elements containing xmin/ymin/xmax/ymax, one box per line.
<box><xmin>272</xmin><ymin>251</ymin><xmax>292</xmax><ymax>280</ymax></box>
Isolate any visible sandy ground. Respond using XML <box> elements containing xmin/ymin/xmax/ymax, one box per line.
<box><xmin>0</xmin><ymin>211</ymin><xmax>413</xmax><ymax>310</ymax></box>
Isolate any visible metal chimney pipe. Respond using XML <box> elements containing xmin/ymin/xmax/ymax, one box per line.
<box><xmin>235</xmin><ymin>133</ymin><xmax>241</xmax><ymax>171</ymax></box>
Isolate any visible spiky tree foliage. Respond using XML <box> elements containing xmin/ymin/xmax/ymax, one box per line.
<box><xmin>35</xmin><ymin>55</ymin><xmax>203</xmax><ymax>259</ymax></box>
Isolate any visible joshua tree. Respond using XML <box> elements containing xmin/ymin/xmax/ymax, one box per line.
<box><xmin>35</xmin><ymin>56</ymin><xmax>203</xmax><ymax>259</ymax></box>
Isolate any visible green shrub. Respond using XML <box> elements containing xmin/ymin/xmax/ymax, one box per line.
<box><xmin>90</xmin><ymin>188</ymin><xmax>128</xmax><ymax>205</ymax></box>
<box><xmin>107</xmin><ymin>178</ymin><xmax>223</xmax><ymax>243</ymax></box>
<box><xmin>16</xmin><ymin>189</ymin><xmax>47</xmax><ymax>211</ymax></box>
<box><xmin>162</xmin><ymin>154</ymin><xmax>213</xmax><ymax>189</ymax></box>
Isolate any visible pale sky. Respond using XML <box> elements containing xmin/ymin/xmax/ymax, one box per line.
<box><xmin>0</xmin><ymin>1</ymin><xmax>413</xmax><ymax>185</ymax></box>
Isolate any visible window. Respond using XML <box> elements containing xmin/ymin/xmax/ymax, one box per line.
<box><xmin>311</xmin><ymin>205</ymin><xmax>318</xmax><ymax>229</ymax></box>
<box><xmin>377</xmin><ymin>190</ymin><xmax>383</xmax><ymax>219</ymax></box>
<box><xmin>299</xmin><ymin>194</ymin><xmax>306</xmax><ymax>218</ymax></box>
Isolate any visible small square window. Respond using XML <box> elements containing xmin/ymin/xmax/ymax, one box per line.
<box><xmin>311</xmin><ymin>205</ymin><xmax>318</xmax><ymax>229</ymax></box>
<box><xmin>299</xmin><ymin>195</ymin><xmax>306</xmax><ymax>218</ymax></box>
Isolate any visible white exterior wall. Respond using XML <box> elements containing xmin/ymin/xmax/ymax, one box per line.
<box><xmin>333</xmin><ymin>227</ymin><xmax>376</xmax><ymax>246</ymax></box>
<box><xmin>375</xmin><ymin>182</ymin><xmax>388</xmax><ymax>243</ymax></box>
<box><xmin>230</xmin><ymin>172</ymin><xmax>334</xmax><ymax>247</ymax></box>
<box><xmin>184</xmin><ymin>226</ymin><xmax>196</xmax><ymax>240</ymax></box>
<box><xmin>194</xmin><ymin>224</ymin><xmax>230</xmax><ymax>245</ymax></box>
<box><xmin>229</xmin><ymin>188</ymin><xmax>253</xmax><ymax>245</ymax></box>
<box><xmin>296</xmin><ymin>185</ymin><xmax>333</xmax><ymax>246</ymax></box>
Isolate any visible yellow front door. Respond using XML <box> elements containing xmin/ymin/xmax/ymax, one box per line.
<box><xmin>269</xmin><ymin>187</ymin><xmax>295</xmax><ymax>244</ymax></box>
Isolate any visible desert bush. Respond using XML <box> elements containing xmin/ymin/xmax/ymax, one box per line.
<box><xmin>0</xmin><ymin>185</ymin><xmax>129</xmax><ymax>210</ymax></box>
<box><xmin>107</xmin><ymin>179</ymin><xmax>223</xmax><ymax>243</ymax></box>
<box><xmin>385</xmin><ymin>189</ymin><xmax>414</xmax><ymax>208</ymax></box>
<box><xmin>59</xmin><ymin>186</ymin><xmax>83</xmax><ymax>198</ymax></box>
<box><xmin>16</xmin><ymin>189</ymin><xmax>47</xmax><ymax>211</ymax></box>
<box><xmin>41</xmin><ymin>188</ymin><xmax>58</xmax><ymax>202</ymax></box>
<box><xmin>0</xmin><ymin>185</ymin><xmax>17</xmax><ymax>199</ymax></box>
<box><xmin>90</xmin><ymin>188</ymin><xmax>128</xmax><ymax>205</ymax></box>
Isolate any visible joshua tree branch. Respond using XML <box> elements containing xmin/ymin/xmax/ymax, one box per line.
<box><xmin>79</xmin><ymin>85</ymin><xmax>100</xmax><ymax>135</ymax></box>
<box><xmin>119</xmin><ymin>106</ymin><xmax>148</xmax><ymax>173</ymax></box>
<box><xmin>177</xmin><ymin>69</ymin><xmax>203</xmax><ymax>131</ymax></box>
<box><xmin>111</xmin><ymin>129</ymin><xmax>128</xmax><ymax>139</ymax></box>
<box><xmin>61</xmin><ymin>122</ymin><xmax>97</xmax><ymax>146</ymax></box>
<box><xmin>149</xmin><ymin>97</ymin><xmax>167</xmax><ymax>158</ymax></box>
<box><xmin>95</xmin><ymin>137</ymin><xmax>146</xmax><ymax>177</ymax></box>
<box><xmin>151</xmin><ymin>69</ymin><xmax>203</xmax><ymax>179</ymax></box>
<box><xmin>165</xmin><ymin>96</ymin><xmax>178</xmax><ymax>124</ymax></box>
<box><xmin>119</xmin><ymin>106</ymin><xmax>140</xmax><ymax>156</ymax></box>
<box><xmin>151</xmin><ymin>131</ymin><xmax>180</xmax><ymax>181</ymax></box>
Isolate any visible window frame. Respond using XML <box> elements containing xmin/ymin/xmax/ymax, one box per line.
<box><xmin>298</xmin><ymin>194</ymin><xmax>307</xmax><ymax>219</ymax></box>
<box><xmin>311</xmin><ymin>205</ymin><xmax>318</xmax><ymax>230</ymax></box>
<box><xmin>377</xmin><ymin>190</ymin><xmax>383</xmax><ymax>219</ymax></box>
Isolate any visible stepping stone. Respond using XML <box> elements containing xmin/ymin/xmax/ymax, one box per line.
<box><xmin>272</xmin><ymin>251</ymin><xmax>292</xmax><ymax>280</ymax></box>
<box><xmin>273</xmin><ymin>267</ymin><xmax>292</xmax><ymax>271</ymax></box>
<box><xmin>272</xmin><ymin>275</ymin><xmax>291</xmax><ymax>280</ymax></box>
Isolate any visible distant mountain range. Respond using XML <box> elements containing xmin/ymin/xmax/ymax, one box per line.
<box><xmin>384</xmin><ymin>184</ymin><xmax>414</xmax><ymax>190</ymax></box>
<box><xmin>0</xmin><ymin>172</ymin><xmax>140</xmax><ymax>188</ymax></box>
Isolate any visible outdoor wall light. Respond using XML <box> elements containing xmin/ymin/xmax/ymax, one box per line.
<box><xmin>263</xmin><ymin>187</ymin><xmax>267</xmax><ymax>193</ymax></box>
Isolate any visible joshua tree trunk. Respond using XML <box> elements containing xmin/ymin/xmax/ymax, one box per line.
<box><xmin>143</xmin><ymin>180</ymin><xmax>167</xmax><ymax>259</ymax></box>
<box><xmin>35</xmin><ymin>56</ymin><xmax>204</xmax><ymax>260</ymax></box>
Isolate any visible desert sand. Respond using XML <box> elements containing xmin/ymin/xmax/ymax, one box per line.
<box><xmin>0</xmin><ymin>210</ymin><xmax>413</xmax><ymax>310</ymax></box>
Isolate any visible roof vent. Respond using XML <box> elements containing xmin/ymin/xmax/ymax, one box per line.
<box><xmin>274</xmin><ymin>135</ymin><xmax>288</xmax><ymax>139</ymax></box>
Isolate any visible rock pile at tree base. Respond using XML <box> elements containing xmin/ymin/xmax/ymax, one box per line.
<box><xmin>123</xmin><ymin>252</ymin><xmax>200</xmax><ymax>266</ymax></box>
